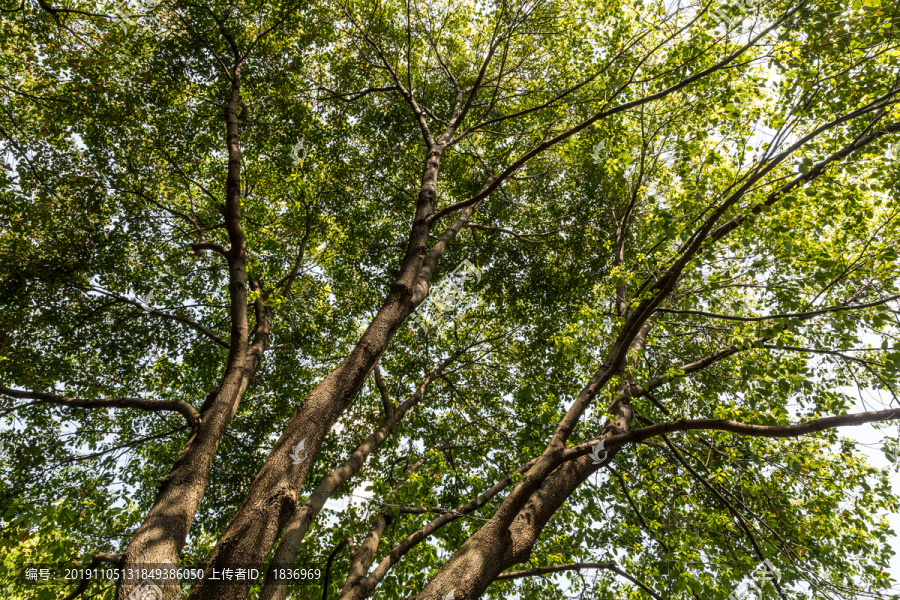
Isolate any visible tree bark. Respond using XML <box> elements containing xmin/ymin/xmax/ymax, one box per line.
<box><xmin>115</xmin><ymin>66</ymin><xmax>266</xmax><ymax>599</ymax></box>
<box><xmin>409</xmin><ymin>324</ymin><xmax>651</xmax><ymax>600</ymax></box>
<box><xmin>186</xmin><ymin>144</ymin><xmax>447</xmax><ymax>600</ymax></box>
<box><xmin>258</xmin><ymin>352</ymin><xmax>458</xmax><ymax>600</ymax></box>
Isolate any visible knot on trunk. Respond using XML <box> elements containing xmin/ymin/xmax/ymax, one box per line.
<box><xmin>273</xmin><ymin>485</ymin><xmax>298</xmax><ymax>514</ymax></box>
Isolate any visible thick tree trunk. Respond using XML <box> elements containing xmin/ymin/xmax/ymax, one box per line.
<box><xmin>409</xmin><ymin>326</ymin><xmax>649</xmax><ymax>600</ymax></box>
<box><xmin>185</xmin><ymin>148</ymin><xmax>445</xmax><ymax>600</ymax></box>
<box><xmin>184</xmin><ymin>294</ymin><xmax>405</xmax><ymax>600</ymax></box>
<box><xmin>258</xmin><ymin>355</ymin><xmax>452</xmax><ymax>600</ymax></box>
<box><xmin>114</xmin><ymin>317</ymin><xmax>270</xmax><ymax>599</ymax></box>
<box><xmin>114</xmin><ymin>359</ymin><xmax>259</xmax><ymax>599</ymax></box>
<box><xmin>115</xmin><ymin>72</ymin><xmax>265</xmax><ymax>599</ymax></box>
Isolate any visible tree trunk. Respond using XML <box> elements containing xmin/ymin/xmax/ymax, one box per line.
<box><xmin>409</xmin><ymin>326</ymin><xmax>649</xmax><ymax>600</ymax></box>
<box><xmin>185</xmin><ymin>148</ymin><xmax>445</xmax><ymax>600</ymax></box>
<box><xmin>115</xmin><ymin>69</ymin><xmax>267</xmax><ymax>599</ymax></box>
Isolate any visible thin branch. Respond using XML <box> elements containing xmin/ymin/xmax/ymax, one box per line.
<box><xmin>655</xmin><ymin>294</ymin><xmax>900</xmax><ymax>322</ymax></box>
<box><xmin>142</xmin><ymin>307</ymin><xmax>231</xmax><ymax>349</ymax></box>
<box><xmin>463</xmin><ymin>222</ymin><xmax>561</xmax><ymax>243</ymax></box>
<box><xmin>321</xmin><ymin>538</ymin><xmax>350</xmax><ymax>600</ymax></box>
<box><xmin>319</xmin><ymin>85</ymin><xmax>400</xmax><ymax>102</ymax></box>
<box><xmin>763</xmin><ymin>344</ymin><xmax>900</xmax><ymax>404</ymax></box>
<box><xmin>373</xmin><ymin>364</ymin><xmax>395</xmax><ymax>420</ymax></box>
<box><xmin>171</xmin><ymin>6</ymin><xmax>233</xmax><ymax>80</ymax></box>
<box><xmin>608</xmin><ymin>466</ymin><xmax>672</xmax><ymax>555</ymax></box>
<box><xmin>35</xmin><ymin>0</ymin><xmax>109</xmax><ymax>19</ymax></box>
<box><xmin>87</xmin><ymin>286</ymin><xmax>231</xmax><ymax>349</ymax></box>
<box><xmin>660</xmin><ymin>437</ymin><xmax>789</xmax><ymax>600</ymax></box>
<box><xmin>243</xmin><ymin>3</ymin><xmax>308</xmax><ymax>61</ymax></box>
<box><xmin>61</xmin><ymin>553</ymin><xmax>121</xmax><ymax>600</ymax></box>
<box><xmin>338</xmin><ymin>0</ymin><xmax>434</xmax><ymax>146</ymax></box>
<box><xmin>495</xmin><ymin>562</ymin><xmax>664</xmax><ymax>600</ymax></box>
<box><xmin>61</xmin><ymin>426</ymin><xmax>188</xmax><ymax>465</ymax></box>
<box><xmin>192</xmin><ymin>242</ymin><xmax>229</xmax><ymax>259</ymax></box>
<box><xmin>431</xmin><ymin>1</ymin><xmax>811</xmax><ymax>223</ymax></box>
<box><xmin>357</xmin><ymin>458</ymin><xmax>541</xmax><ymax>594</ymax></box>
<box><xmin>274</xmin><ymin>207</ymin><xmax>314</xmax><ymax>296</ymax></box>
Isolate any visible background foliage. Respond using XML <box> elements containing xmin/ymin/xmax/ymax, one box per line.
<box><xmin>2</xmin><ymin>0</ymin><xmax>900</xmax><ymax>598</ymax></box>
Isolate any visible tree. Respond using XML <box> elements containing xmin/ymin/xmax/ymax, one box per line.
<box><xmin>1</xmin><ymin>0</ymin><xmax>900</xmax><ymax>598</ymax></box>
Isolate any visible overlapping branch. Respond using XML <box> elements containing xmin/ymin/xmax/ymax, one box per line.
<box><xmin>336</xmin><ymin>457</ymin><xmax>540</xmax><ymax>600</ymax></box>
<box><xmin>86</xmin><ymin>286</ymin><xmax>231</xmax><ymax>350</ymax></box>
<box><xmin>431</xmin><ymin>1</ymin><xmax>811</xmax><ymax>224</ymax></box>
<box><xmin>259</xmin><ymin>337</ymin><xmax>499</xmax><ymax>600</ymax></box>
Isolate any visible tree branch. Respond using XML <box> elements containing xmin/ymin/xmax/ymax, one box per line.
<box><xmin>431</xmin><ymin>1</ymin><xmax>811</xmax><ymax>223</ymax></box>
<box><xmin>87</xmin><ymin>286</ymin><xmax>231</xmax><ymax>350</ymax></box>
<box><xmin>61</xmin><ymin>553</ymin><xmax>121</xmax><ymax>600</ymax></box>
<box><xmin>338</xmin><ymin>0</ymin><xmax>434</xmax><ymax>147</ymax></box>
<box><xmin>0</xmin><ymin>385</ymin><xmax>201</xmax><ymax>427</ymax></box>
<box><xmin>565</xmin><ymin>408</ymin><xmax>900</xmax><ymax>462</ymax></box>
<box><xmin>274</xmin><ymin>207</ymin><xmax>314</xmax><ymax>296</ymax></box>
<box><xmin>353</xmin><ymin>457</ymin><xmax>540</xmax><ymax>596</ymax></box>
<box><xmin>494</xmin><ymin>562</ymin><xmax>664</xmax><ymax>600</ymax></box>
<box><xmin>655</xmin><ymin>294</ymin><xmax>900</xmax><ymax>322</ymax></box>
<box><xmin>319</xmin><ymin>85</ymin><xmax>401</xmax><ymax>102</ymax></box>
<box><xmin>660</xmin><ymin>437</ymin><xmax>789</xmax><ymax>600</ymax></box>
<box><xmin>192</xmin><ymin>241</ymin><xmax>229</xmax><ymax>259</ymax></box>
<box><xmin>373</xmin><ymin>364</ymin><xmax>395</xmax><ymax>420</ymax></box>
<box><xmin>607</xmin><ymin>466</ymin><xmax>672</xmax><ymax>555</ymax></box>
<box><xmin>259</xmin><ymin>343</ymin><xmax>483</xmax><ymax>600</ymax></box>
<box><xmin>322</xmin><ymin>538</ymin><xmax>350</xmax><ymax>600</ymax></box>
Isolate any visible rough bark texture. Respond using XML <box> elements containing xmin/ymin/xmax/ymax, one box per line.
<box><xmin>186</xmin><ymin>146</ymin><xmax>447</xmax><ymax>600</ymax></box>
<box><xmin>410</xmin><ymin>324</ymin><xmax>650</xmax><ymax>600</ymax></box>
<box><xmin>258</xmin><ymin>356</ymin><xmax>453</xmax><ymax>600</ymax></box>
<box><xmin>334</xmin><ymin>458</ymin><xmax>538</xmax><ymax>600</ymax></box>
<box><xmin>114</xmin><ymin>65</ymin><xmax>268</xmax><ymax>599</ymax></box>
<box><xmin>17</xmin><ymin>4</ymin><xmax>900</xmax><ymax>600</ymax></box>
